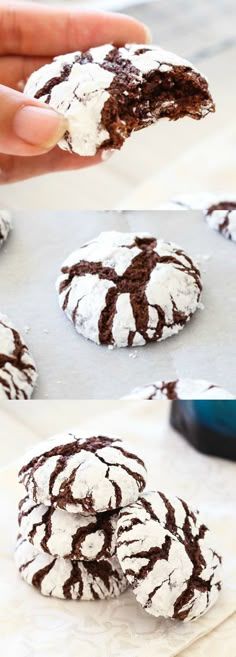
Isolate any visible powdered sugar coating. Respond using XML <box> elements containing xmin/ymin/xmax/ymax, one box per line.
<box><xmin>116</xmin><ymin>491</ymin><xmax>222</xmax><ymax>622</ymax></box>
<box><xmin>0</xmin><ymin>210</ymin><xmax>12</xmax><ymax>248</ymax></box>
<box><xmin>0</xmin><ymin>313</ymin><xmax>37</xmax><ymax>399</ymax></box>
<box><xmin>24</xmin><ymin>44</ymin><xmax>214</xmax><ymax>156</ymax></box>
<box><xmin>25</xmin><ymin>51</ymin><xmax>113</xmax><ymax>156</ymax></box>
<box><xmin>18</xmin><ymin>495</ymin><xmax>118</xmax><ymax>560</ymax></box>
<box><xmin>116</xmin><ymin>44</ymin><xmax>201</xmax><ymax>75</ymax></box>
<box><xmin>206</xmin><ymin>203</ymin><xmax>236</xmax><ymax>242</ymax></box>
<box><xmin>18</xmin><ymin>434</ymin><xmax>147</xmax><ymax>514</ymax></box>
<box><xmin>56</xmin><ymin>231</ymin><xmax>202</xmax><ymax>348</ymax></box>
<box><xmin>123</xmin><ymin>378</ymin><xmax>235</xmax><ymax>400</ymax></box>
<box><xmin>158</xmin><ymin>194</ymin><xmax>236</xmax><ymax>242</ymax></box>
<box><xmin>15</xmin><ymin>535</ymin><xmax>128</xmax><ymax>600</ymax></box>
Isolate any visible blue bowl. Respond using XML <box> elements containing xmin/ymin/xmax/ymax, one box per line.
<box><xmin>170</xmin><ymin>401</ymin><xmax>236</xmax><ymax>461</ymax></box>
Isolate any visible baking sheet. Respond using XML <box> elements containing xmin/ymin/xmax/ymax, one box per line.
<box><xmin>0</xmin><ymin>210</ymin><xmax>235</xmax><ymax>399</ymax></box>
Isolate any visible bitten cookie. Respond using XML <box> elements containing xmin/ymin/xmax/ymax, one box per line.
<box><xmin>24</xmin><ymin>44</ymin><xmax>214</xmax><ymax>156</ymax></box>
<box><xmin>0</xmin><ymin>210</ymin><xmax>12</xmax><ymax>249</ymax></box>
<box><xmin>116</xmin><ymin>491</ymin><xmax>222</xmax><ymax>622</ymax></box>
<box><xmin>56</xmin><ymin>231</ymin><xmax>202</xmax><ymax>348</ymax></box>
<box><xmin>0</xmin><ymin>313</ymin><xmax>37</xmax><ymax>399</ymax></box>
<box><xmin>18</xmin><ymin>434</ymin><xmax>147</xmax><ymax>514</ymax></box>
<box><xmin>19</xmin><ymin>495</ymin><xmax>118</xmax><ymax>560</ymax></box>
<box><xmin>15</xmin><ymin>535</ymin><xmax>128</xmax><ymax>600</ymax></box>
<box><xmin>159</xmin><ymin>193</ymin><xmax>236</xmax><ymax>242</ymax></box>
<box><xmin>123</xmin><ymin>378</ymin><xmax>235</xmax><ymax>400</ymax></box>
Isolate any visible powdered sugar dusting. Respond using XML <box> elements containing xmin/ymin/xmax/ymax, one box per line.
<box><xmin>123</xmin><ymin>378</ymin><xmax>235</xmax><ymax>400</ymax></box>
<box><xmin>56</xmin><ymin>231</ymin><xmax>202</xmax><ymax>348</ymax></box>
<box><xmin>0</xmin><ymin>313</ymin><xmax>37</xmax><ymax>399</ymax></box>
<box><xmin>15</xmin><ymin>536</ymin><xmax>128</xmax><ymax>600</ymax></box>
<box><xmin>24</xmin><ymin>44</ymin><xmax>213</xmax><ymax>156</ymax></box>
<box><xmin>116</xmin><ymin>491</ymin><xmax>222</xmax><ymax>622</ymax></box>
<box><xmin>19</xmin><ymin>495</ymin><xmax>118</xmax><ymax>560</ymax></box>
<box><xmin>18</xmin><ymin>434</ymin><xmax>147</xmax><ymax>514</ymax></box>
<box><xmin>121</xmin><ymin>44</ymin><xmax>201</xmax><ymax>76</ymax></box>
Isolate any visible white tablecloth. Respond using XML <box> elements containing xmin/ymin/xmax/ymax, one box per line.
<box><xmin>0</xmin><ymin>401</ymin><xmax>235</xmax><ymax>656</ymax></box>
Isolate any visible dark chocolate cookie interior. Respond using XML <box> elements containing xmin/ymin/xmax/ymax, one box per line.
<box><xmin>33</xmin><ymin>46</ymin><xmax>214</xmax><ymax>151</ymax></box>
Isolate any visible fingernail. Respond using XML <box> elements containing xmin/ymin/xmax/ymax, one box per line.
<box><xmin>101</xmin><ymin>149</ymin><xmax>114</xmax><ymax>162</ymax></box>
<box><xmin>13</xmin><ymin>105</ymin><xmax>67</xmax><ymax>149</ymax></box>
<box><xmin>143</xmin><ymin>24</ymin><xmax>152</xmax><ymax>44</ymax></box>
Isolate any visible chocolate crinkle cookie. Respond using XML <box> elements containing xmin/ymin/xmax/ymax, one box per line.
<box><xmin>158</xmin><ymin>193</ymin><xmax>236</xmax><ymax>242</ymax></box>
<box><xmin>0</xmin><ymin>210</ymin><xmax>12</xmax><ymax>249</ymax></box>
<box><xmin>56</xmin><ymin>231</ymin><xmax>202</xmax><ymax>348</ymax></box>
<box><xmin>0</xmin><ymin>313</ymin><xmax>37</xmax><ymax>399</ymax></box>
<box><xmin>24</xmin><ymin>43</ymin><xmax>215</xmax><ymax>156</ymax></box>
<box><xmin>18</xmin><ymin>433</ymin><xmax>147</xmax><ymax>514</ymax></box>
<box><xmin>15</xmin><ymin>535</ymin><xmax>128</xmax><ymax>600</ymax></box>
<box><xmin>116</xmin><ymin>491</ymin><xmax>222</xmax><ymax>622</ymax></box>
<box><xmin>123</xmin><ymin>378</ymin><xmax>235</xmax><ymax>400</ymax></box>
<box><xmin>18</xmin><ymin>495</ymin><xmax>118</xmax><ymax>561</ymax></box>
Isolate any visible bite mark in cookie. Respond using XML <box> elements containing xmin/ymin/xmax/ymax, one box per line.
<box><xmin>24</xmin><ymin>44</ymin><xmax>214</xmax><ymax>156</ymax></box>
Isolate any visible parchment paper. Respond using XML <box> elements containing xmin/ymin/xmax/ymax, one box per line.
<box><xmin>0</xmin><ymin>210</ymin><xmax>235</xmax><ymax>399</ymax></box>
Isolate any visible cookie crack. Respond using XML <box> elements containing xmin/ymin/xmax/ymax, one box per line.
<box><xmin>59</xmin><ymin>239</ymin><xmax>201</xmax><ymax>345</ymax></box>
<box><xmin>123</xmin><ymin>535</ymin><xmax>172</xmax><ymax>581</ymax></box>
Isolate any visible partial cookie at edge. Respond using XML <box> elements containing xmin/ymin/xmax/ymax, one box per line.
<box><xmin>123</xmin><ymin>378</ymin><xmax>235</xmax><ymax>400</ymax></box>
<box><xmin>0</xmin><ymin>210</ymin><xmax>12</xmax><ymax>248</ymax></box>
<box><xmin>0</xmin><ymin>313</ymin><xmax>37</xmax><ymax>399</ymax></box>
<box><xmin>158</xmin><ymin>193</ymin><xmax>236</xmax><ymax>242</ymax></box>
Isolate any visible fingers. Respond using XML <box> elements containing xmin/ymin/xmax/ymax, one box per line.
<box><xmin>0</xmin><ymin>56</ymin><xmax>51</xmax><ymax>90</ymax></box>
<box><xmin>0</xmin><ymin>3</ymin><xmax>151</xmax><ymax>56</ymax></box>
<box><xmin>0</xmin><ymin>84</ymin><xmax>67</xmax><ymax>156</ymax></box>
<box><xmin>0</xmin><ymin>148</ymin><xmax>104</xmax><ymax>184</ymax></box>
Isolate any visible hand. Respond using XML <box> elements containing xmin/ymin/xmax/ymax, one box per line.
<box><xmin>0</xmin><ymin>2</ymin><xmax>150</xmax><ymax>183</ymax></box>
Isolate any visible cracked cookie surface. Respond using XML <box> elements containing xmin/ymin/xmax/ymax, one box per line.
<box><xmin>0</xmin><ymin>313</ymin><xmax>37</xmax><ymax>399</ymax></box>
<box><xmin>56</xmin><ymin>231</ymin><xmax>202</xmax><ymax>348</ymax></box>
<box><xmin>18</xmin><ymin>434</ymin><xmax>146</xmax><ymax>514</ymax></box>
<box><xmin>116</xmin><ymin>491</ymin><xmax>222</xmax><ymax>622</ymax></box>
<box><xmin>24</xmin><ymin>43</ymin><xmax>214</xmax><ymax>156</ymax></box>
<box><xmin>15</xmin><ymin>535</ymin><xmax>128</xmax><ymax>600</ymax></box>
<box><xmin>18</xmin><ymin>494</ymin><xmax>118</xmax><ymax>560</ymax></box>
<box><xmin>123</xmin><ymin>378</ymin><xmax>235</xmax><ymax>400</ymax></box>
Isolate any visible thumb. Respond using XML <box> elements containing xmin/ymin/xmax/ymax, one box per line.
<box><xmin>0</xmin><ymin>84</ymin><xmax>67</xmax><ymax>156</ymax></box>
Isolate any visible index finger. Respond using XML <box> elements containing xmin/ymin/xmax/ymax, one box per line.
<box><xmin>0</xmin><ymin>2</ymin><xmax>151</xmax><ymax>56</ymax></box>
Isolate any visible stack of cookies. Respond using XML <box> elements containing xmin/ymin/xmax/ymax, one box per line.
<box><xmin>15</xmin><ymin>432</ymin><xmax>223</xmax><ymax>622</ymax></box>
<box><xmin>15</xmin><ymin>434</ymin><xmax>147</xmax><ymax>601</ymax></box>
